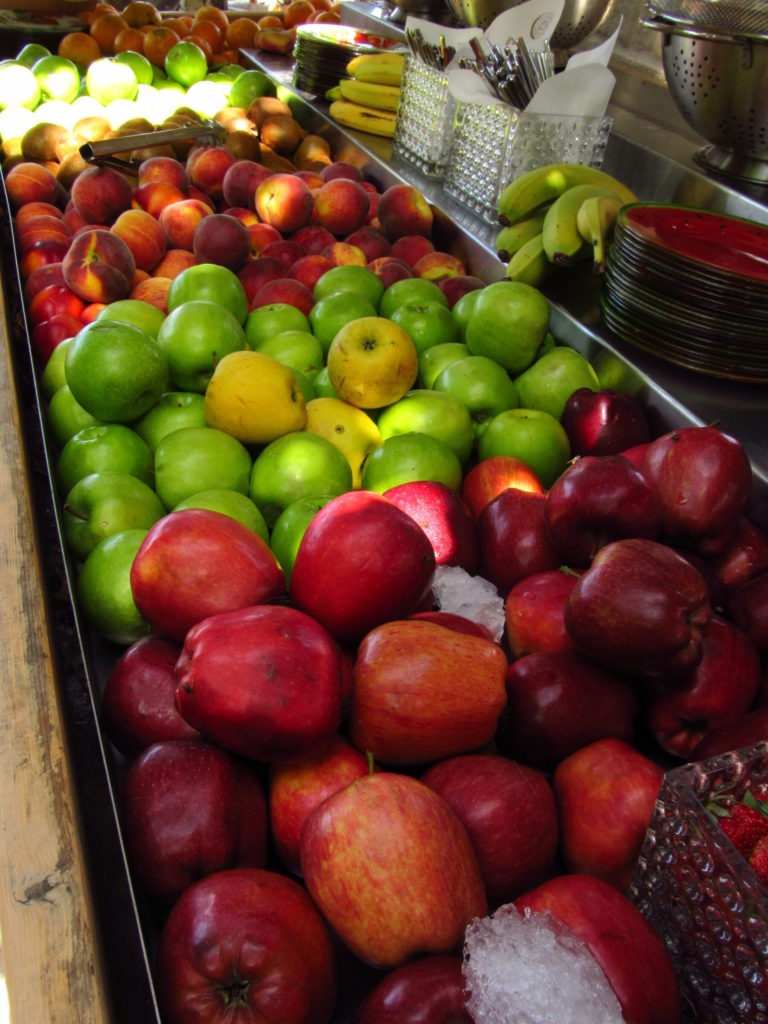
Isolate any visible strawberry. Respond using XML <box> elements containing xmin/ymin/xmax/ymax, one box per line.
<box><xmin>715</xmin><ymin>792</ymin><xmax>768</xmax><ymax>858</ymax></box>
<box><xmin>749</xmin><ymin>834</ymin><xmax>768</xmax><ymax>885</ymax></box>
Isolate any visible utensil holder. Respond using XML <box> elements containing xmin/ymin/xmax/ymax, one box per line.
<box><xmin>629</xmin><ymin>741</ymin><xmax>768</xmax><ymax>1024</ymax></box>
<box><xmin>391</xmin><ymin>54</ymin><xmax>457</xmax><ymax>177</ymax></box>
<box><xmin>444</xmin><ymin>102</ymin><xmax>613</xmax><ymax>225</ymax></box>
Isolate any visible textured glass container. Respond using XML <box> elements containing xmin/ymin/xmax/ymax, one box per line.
<box><xmin>391</xmin><ymin>54</ymin><xmax>457</xmax><ymax>178</ymax></box>
<box><xmin>630</xmin><ymin>742</ymin><xmax>768</xmax><ymax>1024</ymax></box>
<box><xmin>444</xmin><ymin>101</ymin><xmax>613</xmax><ymax>225</ymax></box>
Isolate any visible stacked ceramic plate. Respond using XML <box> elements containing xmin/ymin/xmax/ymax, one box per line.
<box><xmin>601</xmin><ymin>203</ymin><xmax>768</xmax><ymax>383</ymax></box>
<box><xmin>292</xmin><ymin>23</ymin><xmax>403</xmax><ymax>96</ymax></box>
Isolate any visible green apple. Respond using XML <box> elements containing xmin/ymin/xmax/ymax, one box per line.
<box><xmin>389</xmin><ymin>300</ymin><xmax>459</xmax><ymax>356</ymax></box>
<box><xmin>465</xmin><ymin>281</ymin><xmax>550</xmax><ymax>375</ymax></box>
<box><xmin>96</xmin><ymin>298</ymin><xmax>166</xmax><ymax>339</ymax></box>
<box><xmin>47</xmin><ymin>385</ymin><xmax>104</xmax><ymax>449</ymax></box>
<box><xmin>313</xmin><ymin>265</ymin><xmax>384</xmax><ymax>309</ymax></box>
<box><xmin>376</xmin><ymin>390</ymin><xmax>475</xmax><ymax>465</ymax></box>
<box><xmin>249</xmin><ymin>431</ymin><xmax>353</xmax><ymax>528</ymax></box>
<box><xmin>167</xmin><ymin>264</ymin><xmax>249</xmax><ymax>325</ymax></box>
<box><xmin>132</xmin><ymin>391</ymin><xmax>207</xmax><ymax>454</ymax></box>
<box><xmin>452</xmin><ymin>288</ymin><xmax>484</xmax><ymax>342</ymax></box>
<box><xmin>62</xmin><ymin>470</ymin><xmax>165</xmax><ymax>562</ymax></box>
<box><xmin>514</xmin><ymin>346</ymin><xmax>599</xmax><ymax>420</ymax></box>
<box><xmin>40</xmin><ymin>338</ymin><xmax>72</xmax><ymax>400</ymax></box>
<box><xmin>113</xmin><ymin>49</ymin><xmax>154</xmax><ymax>86</ymax></box>
<box><xmin>434</xmin><ymin>355</ymin><xmax>520</xmax><ymax>438</ymax></box>
<box><xmin>418</xmin><ymin>342</ymin><xmax>470</xmax><ymax>389</ymax></box>
<box><xmin>308</xmin><ymin>292</ymin><xmax>377</xmax><ymax>356</ymax></box>
<box><xmin>76</xmin><ymin>529</ymin><xmax>150</xmax><ymax>645</ymax></box>
<box><xmin>378</xmin><ymin>277</ymin><xmax>448</xmax><ymax>320</ymax></box>
<box><xmin>293</xmin><ymin>369</ymin><xmax>316</xmax><ymax>402</ymax></box>
<box><xmin>244</xmin><ymin>302</ymin><xmax>311</xmax><ymax>349</ymax></box>
<box><xmin>154</xmin><ymin>425</ymin><xmax>252</xmax><ymax>511</ymax></box>
<box><xmin>269</xmin><ymin>494</ymin><xmax>336</xmax><ymax>584</ymax></box>
<box><xmin>173</xmin><ymin>488</ymin><xmax>269</xmax><ymax>543</ymax></box>
<box><xmin>312</xmin><ymin>366</ymin><xmax>342</xmax><ymax>400</ymax></box>
<box><xmin>57</xmin><ymin>424</ymin><xmax>154</xmax><ymax>495</ymax></box>
<box><xmin>361</xmin><ymin>432</ymin><xmax>462</xmax><ymax>493</ymax></box>
<box><xmin>253</xmin><ymin>330</ymin><xmax>324</xmax><ymax>381</ymax></box>
<box><xmin>477</xmin><ymin>407</ymin><xmax>571</xmax><ymax>489</ymax></box>
<box><xmin>536</xmin><ymin>331</ymin><xmax>556</xmax><ymax>360</ymax></box>
<box><xmin>156</xmin><ymin>300</ymin><xmax>247</xmax><ymax>392</ymax></box>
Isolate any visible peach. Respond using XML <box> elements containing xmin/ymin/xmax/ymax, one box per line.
<box><xmin>313</xmin><ymin>177</ymin><xmax>370</xmax><ymax>238</ymax></box>
<box><xmin>289</xmin><ymin>224</ymin><xmax>335</xmax><ymax>255</ymax></box>
<box><xmin>5</xmin><ymin>162</ymin><xmax>62</xmax><ymax>210</ymax></box>
<box><xmin>366</xmin><ymin>256</ymin><xmax>414</xmax><ymax>288</ymax></box>
<box><xmin>131</xmin><ymin>275</ymin><xmax>171</xmax><ymax>312</ymax></box>
<box><xmin>132</xmin><ymin>182</ymin><xmax>187</xmax><ymax>219</ymax></box>
<box><xmin>223</xmin><ymin>207</ymin><xmax>260</xmax><ymax>228</ymax></box>
<box><xmin>237</xmin><ymin>257</ymin><xmax>285</xmax><ymax>308</ymax></box>
<box><xmin>158</xmin><ymin>198</ymin><xmax>212</xmax><ymax>251</ymax></box>
<box><xmin>63</xmin><ymin>201</ymin><xmax>89</xmax><ymax>235</ymax></box>
<box><xmin>186</xmin><ymin>145</ymin><xmax>237</xmax><ymax>203</ymax></box>
<box><xmin>255</xmin><ymin>27</ymin><xmax>295</xmax><ymax>55</ymax></box>
<box><xmin>138</xmin><ymin>155</ymin><xmax>189</xmax><ymax>193</ymax></box>
<box><xmin>289</xmin><ymin>253</ymin><xmax>333</xmax><ymax>292</ymax></box>
<box><xmin>16</xmin><ymin>215</ymin><xmax>72</xmax><ymax>253</ymax></box>
<box><xmin>251</xmin><ymin>277</ymin><xmax>314</xmax><ymax>316</ymax></box>
<box><xmin>14</xmin><ymin>201</ymin><xmax>64</xmax><ymax>226</ymax></box>
<box><xmin>28</xmin><ymin>283</ymin><xmax>86</xmax><ymax>327</ymax></box>
<box><xmin>187</xmin><ymin>184</ymin><xmax>216</xmax><ymax>210</ymax></box>
<box><xmin>254</xmin><ymin>172</ymin><xmax>314</xmax><ymax>235</ymax></box>
<box><xmin>294</xmin><ymin>169</ymin><xmax>325</xmax><ymax>189</ymax></box>
<box><xmin>70</xmin><ymin>165</ymin><xmax>133</xmax><ymax>227</ymax></box>
<box><xmin>261</xmin><ymin>238</ymin><xmax>305</xmax><ymax>270</ymax></box>
<box><xmin>24</xmin><ymin>261</ymin><xmax>66</xmax><ymax>302</ymax></box>
<box><xmin>320</xmin><ymin>161</ymin><xmax>363</xmax><ymax>183</ymax></box>
<box><xmin>192</xmin><ymin>213</ymin><xmax>251</xmax><ymax>273</ymax></box>
<box><xmin>111</xmin><ymin>208</ymin><xmax>167</xmax><ymax>272</ymax></box>
<box><xmin>221</xmin><ymin>159</ymin><xmax>272</xmax><ymax>210</ymax></box>
<box><xmin>247</xmin><ymin>222</ymin><xmax>283</xmax><ymax>256</ymax></box>
<box><xmin>31</xmin><ymin>314</ymin><xmax>84</xmax><ymax>365</ymax></box>
<box><xmin>437</xmin><ymin>274</ymin><xmax>485</xmax><ymax>309</ymax></box>
<box><xmin>62</xmin><ymin>228</ymin><xmax>136</xmax><ymax>304</ymax></box>
<box><xmin>81</xmin><ymin>302</ymin><xmax>108</xmax><ymax>324</ymax></box>
<box><xmin>151</xmin><ymin>248</ymin><xmax>196</xmax><ymax>280</ymax></box>
<box><xmin>377</xmin><ymin>183</ymin><xmax>434</xmax><ymax>241</ymax></box>
<box><xmin>413</xmin><ymin>251</ymin><xmax>466</xmax><ymax>281</ymax></box>
<box><xmin>389</xmin><ymin>233</ymin><xmax>436</xmax><ymax>268</ymax></box>
<box><xmin>343</xmin><ymin>225</ymin><xmax>390</xmax><ymax>263</ymax></box>
<box><xmin>321</xmin><ymin>241</ymin><xmax>366</xmax><ymax>267</ymax></box>
<box><xmin>20</xmin><ymin>240</ymin><xmax>70</xmax><ymax>280</ymax></box>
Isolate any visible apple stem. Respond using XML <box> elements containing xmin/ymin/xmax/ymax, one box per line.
<box><xmin>217</xmin><ymin>977</ymin><xmax>250</xmax><ymax>1007</ymax></box>
<box><xmin>559</xmin><ymin>565</ymin><xmax>580</xmax><ymax>578</ymax></box>
<box><xmin>62</xmin><ymin>503</ymin><xmax>89</xmax><ymax>522</ymax></box>
<box><xmin>366</xmin><ymin>750</ymin><xmax>375</xmax><ymax>775</ymax></box>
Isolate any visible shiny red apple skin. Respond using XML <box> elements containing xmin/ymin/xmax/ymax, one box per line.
<box><xmin>553</xmin><ymin>738</ymin><xmax>664</xmax><ymax>891</ymax></box>
<box><xmin>383</xmin><ymin>480</ymin><xmax>479</xmax><ymax>575</ymax></box>
<box><xmin>560</xmin><ymin>387</ymin><xmax>651</xmax><ymax>457</ymax></box>
<box><xmin>460</xmin><ymin>455</ymin><xmax>543</xmax><ymax>521</ymax></box>
<box><xmin>645</xmin><ymin>614</ymin><xmax>762</xmax><ymax>758</ymax></box>
<box><xmin>268</xmin><ymin>736</ymin><xmax>369</xmax><ymax>876</ymax></box>
<box><xmin>409</xmin><ymin>609</ymin><xmax>495</xmax><ymax>641</ymax></box>
<box><xmin>544</xmin><ymin>454</ymin><xmax>662</xmax><ymax>567</ymax></box>
<box><xmin>289</xmin><ymin>490</ymin><xmax>436</xmax><ymax>644</ymax></box>
<box><xmin>353</xmin><ymin>954</ymin><xmax>471</xmax><ymax>1024</ymax></box>
<box><xmin>130</xmin><ymin>509</ymin><xmax>286</xmax><ymax>641</ymax></box>
<box><xmin>728</xmin><ymin>570</ymin><xmax>768</xmax><ymax>654</ymax></box>
<box><xmin>101</xmin><ymin>635</ymin><xmax>199</xmax><ymax>756</ymax></box>
<box><xmin>504</xmin><ymin>568</ymin><xmax>579</xmax><ymax>658</ymax></box>
<box><xmin>691</xmin><ymin>706</ymin><xmax>768</xmax><ymax>760</ymax></box>
<box><xmin>300</xmin><ymin>771</ymin><xmax>487</xmax><ymax>969</ymax></box>
<box><xmin>174</xmin><ymin>604</ymin><xmax>342</xmax><ymax>764</ymax></box>
<box><xmin>349</xmin><ymin>619</ymin><xmax>507</xmax><ymax>766</ymax></box>
<box><xmin>564</xmin><ymin>538</ymin><xmax>711</xmax><ymax>680</ymax></box>
<box><xmin>514</xmin><ymin>874</ymin><xmax>683</xmax><ymax>1024</ymax></box>
<box><xmin>121</xmin><ymin>739</ymin><xmax>268</xmax><ymax>903</ymax></box>
<box><xmin>641</xmin><ymin>425</ymin><xmax>753</xmax><ymax>548</ymax></box>
<box><xmin>496</xmin><ymin>650</ymin><xmax>638</xmax><ymax>772</ymax></box>
<box><xmin>477</xmin><ymin>488</ymin><xmax>560</xmax><ymax>598</ymax></box>
<box><xmin>156</xmin><ymin>867</ymin><xmax>337</xmax><ymax>1024</ymax></box>
<box><xmin>706</xmin><ymin>517</ymin><xmax>768</xmax><ymax>592</ymax></box>
<box><xmin>420</xmin><ymin>753</ymin><xmax>558</xmax><ymax>907</ymax></box>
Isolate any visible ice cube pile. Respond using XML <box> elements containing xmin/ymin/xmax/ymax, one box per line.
<box><xmin>432</xmin><ymin>565</ymin><xmax>506</xmax><ymax>643</ymax></box>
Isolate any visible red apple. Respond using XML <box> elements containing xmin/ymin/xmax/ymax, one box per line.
<box><xmin>436</xmin><ymin>274</ymin><xmax>484</xmax><ymax>308</ymax></box>
<box><xmin>121</xmin><ymin>738</ymin><xmax>268</xmax><ymax>903</ymax></box>
<box><xmin>460</xmin><ymin>455</ymin><xmax>543</xmax><ymax>520</ymax></box>
<box><xmin>409</xmin><ymin>609</ymin><xmax>495</xmax><ymax>641</ymax></box>
<box><xmin>174</xmin><ymin>604</ymin><xmax>343</xmax><ymax>764</ymax></box>
<box><xmin>237</xmin><ymin>256</ymin><xmax>285</xmax><ymax>307</ymax></box>
<box><xmin>130</xmin><ymin>509</ymin><xmax>286</xmax><ymax>641</ymax></box>
<box><xmin>497</xmin><ymin>650</ymin><xmax>639</xmax><ymax>772</ymax></box>
<box><xmin>706</xmin><ymin>516</ymin><xmax>768</xmax><ymax>592</ymax></box>
<box><xmin>477</xmin><ymin>488</ymin><xmax>561</xmax><ymax>597</ymax></box>
<box><xmin>645</xmin><ymin>614</ymin><xmax>762</xmax><ymax>758</ymax></box>
<box><xmin>504</xmin><ymin>568</ymin><xmax>580</xmax><ymax>658</ymax></box>
<box><xmin>560</xmin><ymin>387</ymin><xmax>651</xmax><ymax>456</ymax></box>
<box><xmin>421</xmin><ymin>753</ymin><xmax>558</xmax><ymax>907</ymax></box>
<box><xmin>366</xmin><ymin>256</ymin><xmax>413</xmax><ymax>287</ymax></box>
<box><xmin>690</xmin><ymin>706</ymin><xmax>768</xmax><ymax>759</ymax></box>
<box><xmin>563</xmin><ymin>538</ymin><xmax>712</xmax><ymax>680</ymax></box>
<box><xmin>156</xmin><ymin>867</ymin><xmax>337</xmax><ymax>1024</ymax></box>
<box><xmin>343</xmin><ymin>225</ymin><xmax>389</xmax><ymax>262</ymax></box>
<box><xmin>300</xmin><ymin>771</ymin><xmax>487</xmax><ymax>968</ymax></box>
<box><xmin>383</xmin><ymin>480</ymin><xmax>479</xmax><ymax>574</ymax></box>
<box><xmin>353</xmin><ymin>955</ymin><xmax>471</xmax><ymax>1024</ymax></box>
<box><xmin>349</xmin><ymin>618</ymin><xmax>507</xmax><ymax>766</ymax></box>
<box><xmin>553</xmin><ymin>737</ymin><xmax>664</xmax><ymax>891</ymax></box>
<box><xmin>289</xmin><ymin>490</ymin><xmax>436</xmax><ymax>644</ymax></box>
<box><xmin>728</xmin><ymin>570</ymin><xmax>768</xmax><ymax>652</ymax></box>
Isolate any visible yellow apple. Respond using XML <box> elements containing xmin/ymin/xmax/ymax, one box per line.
<box><xmin>326</xmin><ymin>316</ymin><xmax>418</xmax><ymax>410</ymax></box>
<box><xmin>303</xmin><ymin>397</ymin><xmax>381</xmax><ymax>488</ymax></box>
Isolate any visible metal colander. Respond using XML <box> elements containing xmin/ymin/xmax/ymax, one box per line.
<box><xmin>647</xmin><ymin>0</ymin><xmax>768</xmax><ymax>34</ymax></box>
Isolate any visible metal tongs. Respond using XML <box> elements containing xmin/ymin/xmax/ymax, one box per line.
<box><xmin>404</xmin><ymin>27</ymin><xmax>456</xmax><ymax>71</ymax></box>
<box><xmin>459</xmin><ymin>35</ymin><xmax>555</xmax><ymax>109</ymax></box>
<box><xmin>79</xmin><ymin>120</ymin><xmax>226</xmax><ymax>172</ymax></box>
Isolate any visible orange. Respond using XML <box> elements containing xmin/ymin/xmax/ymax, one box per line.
<box><xmin>225</xmin><ymin>17</ymin><xmax>257</xmax><ymax>48</ymax></box>
<box><xmin>113</xmin><ymin>26</ymin><xmax>146</xmax><ymax>53</ymax></box>
<box><xmin>122</xmin><ymin>1</ymin><xmax>161</xmax><ymax>28</ymax></box>
<box><xmin>58</xmin><ymin>31</ymin><xmax>102</xmax><ymax>70</ymax></box>
<box><xmin>257</xmin><ymin>14</ymin><xmax>284</xmax><ymax>29</ymax></box>
<box><xmin>189</xmin><ymin>18</ymin><xmax>222</xmax><ymax>52</ymax></box>
<box><xmin>315</xmin><ymin>9</ymin><xmax>340</xmax><ymax>22</ymax></box>
<box><xmin>283</xmin><ymin>0</ymin><xmax>314</xmax><ymax>27</ymax></box>
<box><xmin>89</xmin><ymin>12</ymin><xmax>127</xmax><ymax>55</ymax></box>
<box><xmin>162</xmin><ymin>17</ymin><xmax>192</xmax><ymax>37</ymax></box>
<box><xmin>142</xmin><ymin>26</ymin><xmax>181</xmax><ymax>67</ymax></box>
<box><xmin>185</xmin><ymin>34</ymin><xmax>213</xmax><ymax>62</ymax></box>
<box><xmin>213</xmin><ymin>48</ymin><xmax>239</xmax><ymax>66</ymax></box>
<box><xmin>193</xmin><ymin>5</ymin><xmax>229</xmax><ymax>36</ymax></box>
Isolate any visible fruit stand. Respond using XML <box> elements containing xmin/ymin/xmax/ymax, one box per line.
<box><xmin>0</xmin><ymin>3</ymin><xmax>767</xmax><ymax>1022</ymax></box>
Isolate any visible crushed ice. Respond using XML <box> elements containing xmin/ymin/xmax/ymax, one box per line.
<box><xmin>462</xmin><ymin>905</ymin><xmax>625</xmax><ymax>1024</ymax></box>
<box><xmin>432</xmin><ymin>565</ymin><xmax>506</xmax><ymax>643</ymax></box>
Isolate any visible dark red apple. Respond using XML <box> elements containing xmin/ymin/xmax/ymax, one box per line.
<box><xmin>504</xmin><ymin>568</ymin><xmax>580</xmax><ymax>658</ymax></box>
<box><xmin>560</xmin><ymin>387</ymin><xmax>651</xmax><ymax>457</ymax></box>
<box><xmin>460</xmin><ymin>455</ymin><xmax>543</xmax><ymax>520</ymax></box>
<box><xmin>353</xmin><ymin>955</ymin><xmax>471</xmax><ymax>1024</ymax></box>
<box><xmin>156</xmin><ymin>867</ymin><xmax>337</xmax><ymax>1024</ymax></box>
<box><xmin>690</xmin><ymin>706</ymin><xmax>768</xmax><ymax>759</ymax></box>
<box><xmin>409</xmin><ymin>609</ymin><xmax>495</xmax><ymax>641</ymax></box>
<box><xmin>496</xmin><ymin>650</ymin><xmax>639</xmax><ymax>772</ymax></box>
<box><xmin>121</xmin><ymin>739</ymin><xmax>268</xmax><ymax>903</ymax></box>
<box><xmin>174</xmin><ymin>604</ymin><xmax>342</xmax><ymax>764</ymax></box>
<box><xmin>477</xmin><ymin>488</ymin><xmax>560</xmax><ymax>598</ymax></box>
<box><xmin>343</xmin><ymin>224</ymin><xmax>390</xmax><ymax>262</ymax></box>
<box><xmin>544</xmin><ymin>454</ymin><xmax>662</xmax><ymax>566</ymax></box>
<box><xmin>728</xmin><ymin>570</ymin><xmax>768</xmax><ymax>652</ymax></box>
<box><xmin>383</xmin><ymin>480</ymin><xmax>479</xmax><ymax>574</ymax></box>
<box><xmin>436</xmin><ymin>274</ymin><xmax>485</xmax><ymax>309</ymax></box>
<box><xmin>564</xmin><ymin>538</ymin><xmax>711</xmax><ymax>680</ymax></box>
<box><xmin>707</xmin><ymin>517</ymin><xmax>768</xmax><ymax>593</ymax></box>
<box><xmin>237</xmin><ymin>256</ymin><xmax>285</xmax><ymax>307</ymax></box>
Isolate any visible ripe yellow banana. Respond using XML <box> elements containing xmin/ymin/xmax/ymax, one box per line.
<box><xmin>504</xmin><ymin>233</ymin><xmax>556</xmax><ymax>287</ymax></box>
<box><xmin>542</xmin><ymin>184</ymin><xmax>622</xmax><ymax>266</ymax></box>
<box><xmin>338</xmin><ymin>77</ymin><xmax>401</xmax><ymax>113</ymax></box>
<box><xmin>329</xmin><ymin>99</ymin><xmax>397</xmax><ymax>138</ymax></box>
<box><xmin>495</xmin><ymin>210</ymin><xmax>548</xmax><ymax>262</ymax></box>
<box><xmin>346</xmin><ymin>53</ymin><xmax>405</xmax><ymax>87</ymax></box>
<box><xmin>498</xmin><ymin>163</ymin><xmax>637</xmax><ymax>226</ymax></box>
<box><xmin>576</xmin><ymin>194</ymin><xmax>623</xmax><ymax>274</ymax></box>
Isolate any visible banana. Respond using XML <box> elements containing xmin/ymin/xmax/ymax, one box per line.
<box><xmin>329</xmin><ymin>99</ymin><xmax>397</xmax><ymax>138</ymax></box>
<box><xmin>338</xmin><ymin>77</ymin><xmax>401</xmax><ymax>113</ymax></box>
<box><xmin>346</xmin><ymin>53</ymin><xmax>405</xmax><ymax>87</ymax></box>
<box><xmin>542</xmin><ymin>184</ymin><xmax>622</xmax><ymax>266</ymax></box>
<box><xmin>325</xmin><ymin>85</ymin><xmax>342</xmax><ymax>102</ymax></box>
<box><xmin>504</xmin><ymin>233</ymin><xmax>556</xmax><ymax>287</ymax></box>
<box><xmin>576</xmin><ymin>194</ymin><xmax>623</xmax><ymax>274</ymax></box>
<box><xmin>495</xmin><ymin>210</ymin><xmax>548</xmax><ymax>262</ymax></box>
<box><xmin>498</xmin><ymin>163</ymin><xmax>637</xmax><ymax>226</ymax></box>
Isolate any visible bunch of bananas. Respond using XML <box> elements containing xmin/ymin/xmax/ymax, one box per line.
<box><xmin>494</xmin><ymin>163</ymin><xmax>638</xmax><ymax>287</ymax></box>
<box><xmin>326</xmin><ymin>52</ymin><xmax>405</xmax><ymax>138</ymax></box>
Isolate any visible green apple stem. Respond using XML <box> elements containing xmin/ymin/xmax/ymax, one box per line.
<box><xmin>62</xmin><ymin>503</ymin><xmax>89</xmax><ymax>522</ymax></box>
<box><xmin>366</xmin><ymin>750</ymin><xmax>375</xmax><ymax>775</ymax></box>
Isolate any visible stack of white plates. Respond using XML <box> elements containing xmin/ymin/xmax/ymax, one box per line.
<box><xmin>292</xmin><ymin>23</ymin><xmax>403</xmax><ymax>96</ymax></box>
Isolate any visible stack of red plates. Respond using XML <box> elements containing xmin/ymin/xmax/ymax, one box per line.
<box><xmin>601</xmin><ymin>203</ymin><xmax>768</xmax><ymax>383</ymax></box>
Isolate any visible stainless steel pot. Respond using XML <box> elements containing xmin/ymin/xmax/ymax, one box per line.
<box><xmin>443</xmin><ymin>0</ymin><xmax>615</xmax><ymax>47</ymax></box>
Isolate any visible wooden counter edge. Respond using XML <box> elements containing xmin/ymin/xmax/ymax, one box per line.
<box><xmin>0</xmin><ymin>286</ymin><xmax>112</xmax><ymax>1022</ymax></box>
